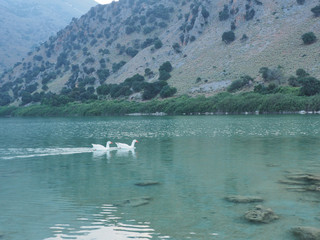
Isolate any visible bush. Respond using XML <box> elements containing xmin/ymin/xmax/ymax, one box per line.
<box><xmin>227</xmin><ymin>75</ymin><xmax>253</xmax><ymax>92</ymax></box>
<box><xmin>159</xmin><ymin>61</ymin><xmax>173</xmax><ymax>72</ymax></box>
<box><xmin>154</xmin><ymin>39</ymin><xmax>163</xmax><ymax>49</ymax></box>
<box><xmin>245</xmin><ymin>9</ymin><xmax>255</xmax><ymax>21</ymax></box>
<box><xmin>0</xmin><ymin>92</ymin><xmax>11</xmax><ymax>106</ymax></box>
<box><xmin>288</xmin><ymin>76</ymin><xmax>300</xmax><ymax>87</ymax></box>
<box><xmin>301</xmin><ymin>32</ymin><xmax>317</xmax><ymax>45</ymax></box>
<box><xmin>97</xmin><ymin>69</ymin><xmax>110</xmax><ymax>83</ymax></box>
<box><xmin>201</xmin><ymin>7</ymin><xmax>210</xmax><ymax>19</ymax></box>
<box><xmin>296</xmin><ymin>0</ymin><xmax>305</xmax><ymax>5</ymax></box>
<box><xmin>125</xmin><ymin>47</ymin><xmax>139</xmax><ymax>57</ymax></box>
<box><xmin>311</xmin><ymin>5</ymin><xmax>320</xmax><ymax>17</ymax></box>
<box><xmin>172</xmin><ymin>43</ymin><xmax>181</xmax><ymax>53</ymax></box>
<box><xmin>299</xmin><ymin>77</ymin><xmax>320</xmax><ymax>96</ymax></box>
<box><xmin>222</xmin><ymin>31</ymin><xmax>235</xmax><ymax>44</ymax></box>
<box><xmin>142</xmin><ymin>81</ymin><xmax>166</xmax><ymax>100</ymax></box>
<box><xmin>219</xmin><ymin>5</ymin><xmax>229</xmax><ymax>21</ymax></box>
<box><xmin>160</xmin><ymin>86</ymin><xmax>177</xmax><ymax>98</ymax></box>
<box><xmin>159</xmin><ymin>70</ymin><xmax>171</xmax><ymax>81</ymax></box>
<box><xmin>259</xmin><ymin>67</ymin><xmax>283</xmax><ymax>82</ymax></box>
<box><xmin>112</xmin><ymin>61</ymin><xmax>126</xmax><ymax>72</ymax></box>
<box><xmin>296</xmin><ymin>68</ymin><xmax>309</xmax><ymax>78</ymax></box>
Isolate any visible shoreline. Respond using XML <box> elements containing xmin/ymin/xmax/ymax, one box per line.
<box><xmin>1</xmin><ymin>92</ymin><xmax>320</xmax><ymax>117</ymax></box>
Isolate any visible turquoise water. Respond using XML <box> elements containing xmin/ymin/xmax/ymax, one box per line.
<box><xmin>0</xmin><ymin>115</ymin><xmax>319</xmax><ymax>240</ymax></box>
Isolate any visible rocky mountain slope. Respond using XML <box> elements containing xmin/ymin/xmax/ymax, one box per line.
<box><xmin>0</xmin><ymin>0</ymin><xmax>319</xmax><ymax>106</ymax></box>
<box><xmin>0</xmin><ymin>0</ymin><xmax>96</xmax><ymax>71</ymax></box>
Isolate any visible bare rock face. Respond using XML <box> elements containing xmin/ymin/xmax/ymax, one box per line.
<box><xmin>224</xmin><ymin>195</ymin><xmax>264</xmax><ymax>203</ymax></box>
<box><xmin>291</xmin><ymin>226</ymin><xmax>320</xmax><ymax>240</ymax></box>
<box><xmin>244</xmin><ymin>205</ymin><xmax>279</xmax><ymax>223</ymax></box>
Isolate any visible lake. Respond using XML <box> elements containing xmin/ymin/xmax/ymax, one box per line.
<box><xmin>0</xmin><ymin>115</ymin><xmax>319</xmax><ymax>240</ymax></box>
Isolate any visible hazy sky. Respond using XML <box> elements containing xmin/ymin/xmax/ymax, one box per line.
<box><xmin>94</xmin><ymin>0</ymin><xmax>118</xmax><ymax>4</ymax></box>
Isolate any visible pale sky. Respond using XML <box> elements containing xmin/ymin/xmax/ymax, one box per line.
<box><xmin>94</xmin><ymin>0</ymin><xmax>118</xmax><ymax>4</ymax></box>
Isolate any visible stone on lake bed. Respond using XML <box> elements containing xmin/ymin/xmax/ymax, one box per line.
<box><xmin>291</xmin><ymin>226</ymin><xmax>320</xmax><ymax>240</ymax></box>
<box><xmin>244</xmin><ymin>205</ymin><xmax>279</xmax><ymax>223</ymax></box>
<box><xmin>134</xmin><ymin>181</ymin><xmax>160</xmax><ymax>186</ymax></box>
<box><xmin>115</xmin><ymin>196</ymin><xmax>153</xmax><ymax>207</ymax></box>
<box><xmin>224</xmin><ymin>195</ymin><xmax>264</xmax><ymax>203</ymax></box>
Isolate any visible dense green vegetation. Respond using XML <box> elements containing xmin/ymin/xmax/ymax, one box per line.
<box><xmin>2</xmin><ymin>92</ymin><xmax>320</xmax><ymax>117</ymax></box>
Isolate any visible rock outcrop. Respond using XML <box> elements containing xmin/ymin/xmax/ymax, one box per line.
<box><xmin>225</xmin><ymin>195</ymin><xmax>264</xmax><ymax>203</ymax></box>
<box><xmin>291</xmin><ymin>226</ymin><xmax>320</xmax><ymax>240</ymax></box>
<box><xmin>244</xmin><ymin>205</ymin><xmax>279</xmax><ymax>223</ymax></box>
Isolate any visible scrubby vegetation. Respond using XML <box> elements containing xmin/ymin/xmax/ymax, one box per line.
<box><xmin>301</xmin><ymin>32</ymin><xmax>317</xmax><ymax>45</ymax></box>
<box><xmin>222</xmin><ymin>31</ymin><xmax>235</xmax><ymax>44</ymax></box>
<box><xmin>2</xmin><ymin>92</ymin><xmax>320</xmax><ymax>117</ymax></box>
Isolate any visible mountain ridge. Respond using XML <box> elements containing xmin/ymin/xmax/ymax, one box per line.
<box><xmin>0</xmin><ymin>0</ymin><xmax>319</xmax><ymax>106</ymax></box>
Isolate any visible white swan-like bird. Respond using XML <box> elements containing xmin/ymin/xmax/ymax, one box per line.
<box><xmin>116</xmin><ymin>140</ymin><xmax>138</xmax><ymax>149</ymax></box>
<box><xmin>92</xmin><ymin>141</ymin><xmax>113</xmax><ymax>151</ymax></box>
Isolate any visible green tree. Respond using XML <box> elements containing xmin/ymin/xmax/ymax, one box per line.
<box><xmin>159</xmin><ymin>61</ymin><xmax>173</xmax><ymax>72</ymax></box>
<box><xmin>160</xmin><ymin>85</ymin><xmax>177</xmax><ymax>98</ymax></box>
<box><xmin>311</xmin><ymin>5</ymin><xmax>320</xmax><ymax>17</ymax></box>
<box><xmin>301</xmin><ymin>32</ymin><xmax>317</xmax><ymax>45</ymax></box>
<box><xmin>159</xmin><ymin>70</ymin><xmax>171</xmax><ymax>81</ymax></box>
<box><xmin>222</xmin><ymin>31</ymin><xmax>235</xmax><ymax>44</ymax></box>
<box><xmin>299</xmin><ymin>77</ymin><xmax>320</xmax><ymax>96</ymax></box>
<box><xmin>154</xmin><ymin>39</ymin><xmax>163</xmax><ymax>49</ymax></box>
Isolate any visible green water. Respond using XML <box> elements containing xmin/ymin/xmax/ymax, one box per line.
<box><xmin>0</xmin><ymin>115</ymin><xmax>319</xmax><ymax>240</ymax></box>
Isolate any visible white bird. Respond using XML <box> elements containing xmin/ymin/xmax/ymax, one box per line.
<box><xmin>92</xmin><ymin>141</ymin><xmax>113</xmax><ymax>151</ymax></box>
<box><xmin>116</xmin><ymin>140</ymin><xmax>139</xmax><ymax>149</ymax></box>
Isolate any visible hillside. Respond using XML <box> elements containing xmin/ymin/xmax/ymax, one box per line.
<box><xmin>0</xmin><ymin>0</ymin><xmax>96</xmax><ymax>72</ymax></box>
<box><xmin>0</xmin><ymin>0</ymin><xmax>319</xmax><ymax>107</ymax></box>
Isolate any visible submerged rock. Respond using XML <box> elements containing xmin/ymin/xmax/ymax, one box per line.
<box><xmin>115</xmin><ymin>196</ymin><xmax>153</xmax><ymax>208</ymax></box>
<box><xmin>291</xmin><ymin>226</ymin><xmax>320</xmax><ymax>240</ymax></box>
<box><xmin>134</xmin><ymin>181</ymin><xmax>160</xmax><ymax>187</ymax></box>
<box><xmin>244</xmin><ymin>205</ymin><xmax>279</xmax><ymax>223</ymax></box>
<box><xmin>279</xmin><ymin>172</ymin><xmax>320</xmax><ymax>193</ymax></box>
<box><xmin>224</xmin><ymin>195</ymin><xmax>264</xmax><ymax>203</ymax></box>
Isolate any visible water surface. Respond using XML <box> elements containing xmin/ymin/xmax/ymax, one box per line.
<box><xmin>0</xmin><ymin>115</ymin><xmax>319</xmax><ymax>239</ymax></box>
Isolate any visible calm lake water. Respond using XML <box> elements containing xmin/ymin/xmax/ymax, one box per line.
<box><xmin>0</xmin><ymin>115</ymin><xmax>320</xmax><ymax>240</ymax></box>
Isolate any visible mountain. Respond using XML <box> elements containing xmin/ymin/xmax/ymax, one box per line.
<box><xmin>0</xmin><ymin>0</ymin><xmax>319</xmax><ymax>106</ymax></box>
<box><xmin>0</xmin><ymin>0</ymin><xmax>96</xmax><ymax>71</ymax></box>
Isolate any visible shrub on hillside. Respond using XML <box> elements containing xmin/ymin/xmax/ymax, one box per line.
<box><xmin>259</xmin><ymin>67</ymin><xmax>283</xmax><ymax>83</ymax></box>
<box><xmin>245</xmin><ymin>9</ymin><xmax>255</xmax><ymax>21</ymax></box>
<box><xmin>159</xmin><ymin>61</ymin><xmax>173</xmax><ymax>72</ymax></box>
<box><xmin>222</xmin><ymin>31</ymin><xmax>235</xmax><ymax>44</ymax></box>
<box><xmin>159</xmin><ymin>70</ymin><xmax>171</xmax><ymax>81</ymax></box>
<box><xmin>154</xmin><ymin>39</ymin><xmax>163</xmax><ymax>49</ymax></box>
<box><xmin>299</xmin><ymin>77</ymin><xmax>320</xmax><ymax>96</ymax></box>
<box><xmin>288</xmin><ymin>76</ymin><xmax>300</xmax><ymax>87</ymax></box>
<box><xmin>172</xmin><ymin>43</ymin><xmax>181</xmax><ymax>53</ymax></box>
<box><xmin>301</xmin><ymin>32</ymin><xmax>317</xmax><ymax>44</ymax></box>
<box><xmin>125</xmin><ymin>47</ymin><xmax>139</xmax><ymax>57</ymax></box>
<box><xmin>219</xmin><ymin>5</ymin><xmax>229</xmax><ymax>21</ymax></box>
<box><xmin>160</xmin><ymin>86</ymin><xmax>177</xmax><ymax>98</ymax></box>
<box><xmin>311</xmin><ymin>5</ymin><xmax>320</xmax><ymax>17</ymax></box>
<box><xmin>296</xmin><ymin>68</ymin><xmax>309</xmax><ymax>78</ymax></box>
<box><xmin>201</xmin><ymin>7</ymin><xmax>210</xmax><ymax>19</ymax></box>
<box><xmin>97</xmin><ymin>69</ymin><xmax>110</xmax><ymax>83</ymax></box>
<box><xmin>227</xmin><ymin>75</ymin><xmax>253</xmax><ymax>92</ymax></box>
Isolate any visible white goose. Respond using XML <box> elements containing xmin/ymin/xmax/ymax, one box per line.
<box><xmin>92</xmin><ymin>141</ymin><xmax>112</xmax><ymax>151</ymax></box>
<box><xmin>116</xmin><ymin>140</ymin><xmax>139</xmax><ymax>149</ymax></box>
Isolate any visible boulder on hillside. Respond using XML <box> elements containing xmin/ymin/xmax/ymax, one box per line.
<box><xmin>244</xmin><ymin>205</ymin><xmax>279</xmax><ymax>223</ymax></box>
<box><xmin>291</xmin><ymin>226</ymin><xmax>320</xmax><ymax>240</ymax></box>
<box><xmin>224</xmin><ymin>195</ymin><xmax>264</xmax><ymax>203</ymax></box>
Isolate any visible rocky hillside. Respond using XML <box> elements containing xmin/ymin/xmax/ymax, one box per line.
<box><xmin>0</xmin><ymin>0</ymin><xmax>319</xmax><ymax>106</ymax></box>
<box><xmin>0</xmin><ymin>0</ymin><xmax>96</xmax><ymax>71</ymax></box>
